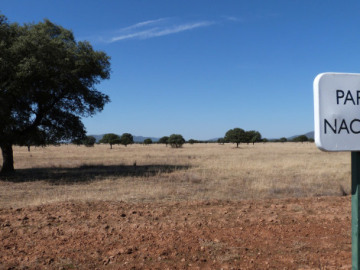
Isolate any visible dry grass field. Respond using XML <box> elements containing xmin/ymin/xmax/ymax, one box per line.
<box><xmin>0</xmin><ymin>142</ymin><xmax>350</xmax><ymax>208</ymax></box>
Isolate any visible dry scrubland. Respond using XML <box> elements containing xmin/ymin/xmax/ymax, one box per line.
<box><xmin>0</xmin><ymin>143</ymin><xmax>353</xmax><ymax>269</ymax></box>
<box><xmin>0</xmin><ymin>142</ymin><xmax>350</xmax><ymax>208</ymax></box>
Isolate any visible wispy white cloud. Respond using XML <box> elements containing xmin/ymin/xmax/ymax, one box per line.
<box><xmin>147</xmin><ymin>21</ymin><xmax>214</xmax><ymax>38</ymax></box>
<box><xmin>108</xmin><ymin>18</ymin><xmax>214</xmax><ymax>43</ymax></box>
<box><xmin>86</xmin><ymin>14</ymin><xmax>276</xmax><ymax>44</ymax></box>
<box><xmin>222</xmin><ymin>13</ymin><xmax>279</xmax><ymax>24</ymax></box>
<box><xmin>117</xmin><ymin>18</ymin><xmax>168</xmax><ymax>32</ymax></box>
<box><xmin>222</xmin><ymin>16</ymin><xmax>242</xmax><ymax>22</ymax></box>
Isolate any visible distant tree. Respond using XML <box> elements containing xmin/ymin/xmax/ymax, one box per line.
<box><xmin>159</xmin><ymin>136</ymin><xmax>169</xmax><ymax>146</ymax></box>
<box><xmin>244</xmin><ymin>131</ymin><xmax>253</xmax><ymax>144</ymax></box>
<box><xmin>120</xmin><ymin>133</ymin><xmax>134</xmax><ymax>147</ymax></box>
<box><xmin>73</xmin><ymin>136</ymin><xmax>96</xmax><ymax>147</ymax></box>
<box><xmin>188</xmin><ymin>139</ymin><xmax>197</xmax><ymax>144</ymax></box>
<box><xmin>83</xmin><ymin>136</ymin><xmax>96</xmax><ymax>147</ymax></box>
<box><xmin>217</xmin><ymin>138</ymin><xmax>225</xmax><ymax>145</ymax></box>
<box><xmin>279</xmin><ymin>137</ymin><xmax>287</xmax><ymax>143</ymax></box>
<box><xmin>308</xmin><ymin>138</ymin><xmax>314</xmax><ymax>143</ymax></box>
<box><xmin>71</xmin><ymin>138</ymin><xmax>83</xmax><ymax>146</ymax></box>
<box><xmin>245</xmin><ymin>130</ymin><xmax>262</xmax><ymax>145</ymax></box>
<box><xmin>168</xmin><ymin>134</ymin><xmax>185</xmax><ymax>148</ymax></box>
<box><xmin>225</xmin><ymin>128</ymin><xmax>246</xmax><ymax>148</ymax></box>
<box><xmin>262</xmin><ymin>138</ymin><xmax>269</xmax><ymax>143</ymax></box>
<box><xmin>99</xmin><ymin>133</ymin><xmax>121</xmax><ymax>149</ymax></box>
<box><xmin>143</xmin><ymin>138</ymin><xmax>152</xmax><ymax>145</ymax></box>
<box><xmin>292</xmin><ymin>135</ymin><xmax>308</xmax><ymax>143</ymax></box>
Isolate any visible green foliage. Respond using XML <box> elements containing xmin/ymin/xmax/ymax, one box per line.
<box><xmin>279</xmin><ymin>137</ymin><xmax>287</xmax><ymax>143</ymax></box>
<box><xmin>72</xmin><ymin>135</ymin><xmax>96</xmax><ymax>147</ymax></box>
<box><xmin>143</xmin><ymin>138</ymin><xmax>153</xmax><ymax>145</ymax></box>
<box><xmin>245</xmin><ymin>130</ymin><xmax>262</xmax><ymax>145</ymax></box>
<box><xmin>83</xmin><ymin>136</ymin><xmax>96</xmax><ymax>147</ymax></box>
<box><xmin>225</xmin><ymin>128</ymin><xmax>262</xmax><ymax>147</ymax></box>
<box><xmin>292</xmin><ymin>135</ymin><xmax>308</xmax><ymax>143</ymax></box>
<box><xmin>225</xmin><ymin>128</ymin><xmax>246</xmax><ymax>148</ymax></box>
<box><xmin>217</xmin><ymin>138</ymin><xmax>225</xmax><ymax>145</ymax></box>
<box><xmin>71</xmin><ymin>138</ymin><xmax>83</xmax><ymax>145</ymax></box>
<box><xmin>188</xmin><ymin>139</ymin><xmax>197</xmax><ymax>144</ymax></box>
<box><xmin>168</xmin><ymin>134</ymin><xmax>185</xmax><ymax>148</ymax></box>
<box><xmin>158</xmin><ymin>136</ymin><xmax>169</xmax><ymax>146</ymax></box>
<box><xmin>0</xmin><ymin>14</ymin><xmax>111</xmax><ymax>173</ymax></box>
<box><xmin>16</xmin><ymin>128</ymin><xmax>48</xmax><ymax>149</ymax></box>
<box><xmin>99</xmin><ymin>133</ymin><xmax>121</xmax><ymax>149</ymax></box>
<box><xmin>120</xmin><ymin>133</ymin><xmax>134</xmax><ymax>147</ymax></box>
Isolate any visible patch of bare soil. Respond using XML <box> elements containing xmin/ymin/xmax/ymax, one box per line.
<box><xmin>0</xmin><ymin>196</ymin><xmax>351</xmax><ymax>269</ymax></box>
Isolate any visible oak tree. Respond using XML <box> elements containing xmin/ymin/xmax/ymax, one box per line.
<box><xmin>224</xmin><ymin>128</ymin><xmax>246</xmax><ymax>148</ymax></box>
<box><xmin>0</xmin><ymin>15</ymin><xmax>111</xmax><ymax>173</ymax></box>
<box><xmin>99</xmin><ymin>134</ymin><xmax>121</xmax><ymax>149</ymax></box>
<box><xmin>83</xmin><ymin>136</ymin><xmax>97</xmax><ymax>147</ymax></box>
<box><xmin>158</xmin><ymin>136</ymin><xmax>169</xmax><ymax>146</ymax></box>
<box><xmin>246</xmin><ymin>130</ymin><xmax>262</xmax><ymax>145</ymax></box>
<box><xmin>143</xmin><ymin>138</ymin><xmax>152</xmax><ymax>145</ymax></box>
<box><xmin>120</xmin><ymin>133</ymin><xmax>134</xmax><ymax>147</ymax></box>
<box><xmin>168</xmin><ymin>134</ymin><xmax>185</xmax><ymax>148</ymax></box>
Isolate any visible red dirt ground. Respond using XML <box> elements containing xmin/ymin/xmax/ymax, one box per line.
<box><xmin>0</xmin><ymin>196</ymin><xmax>352</xmax><ymax>269</ymax></box>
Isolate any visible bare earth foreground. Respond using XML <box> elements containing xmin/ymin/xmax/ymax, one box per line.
<box><xmin>0</xmin><ymin>197</ymin><xmax>351</xmax><ymax>269</ymax></box>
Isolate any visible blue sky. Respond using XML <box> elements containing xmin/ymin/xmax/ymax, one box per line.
<box><xmin>2</xmin><ymin>0</ymin><xmax>360</xmax><ymax>140</ymax></box>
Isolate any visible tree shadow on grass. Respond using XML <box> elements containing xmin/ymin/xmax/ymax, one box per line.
<box><xmin>0</xmin><ymin>164</ymin><xmax>190</xmax><ymax>184</ymax></box>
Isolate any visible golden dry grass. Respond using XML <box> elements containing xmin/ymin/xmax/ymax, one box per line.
<box><xmin>0</xmin><ymin>142</ymin><xmax>351</xmax><ymax>208</ymax></box>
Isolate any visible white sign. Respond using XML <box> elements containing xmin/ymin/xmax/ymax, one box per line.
<box><xmin>314</xmin><ymin>73</ymin><xmax>360</xmax><ymax>151</ymax></box>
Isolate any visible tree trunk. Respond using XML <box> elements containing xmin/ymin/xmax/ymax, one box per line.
<box><xmin>1</xmin><ymin>143</ymin><xmax>15</xmax><ymax>173</ymax></box>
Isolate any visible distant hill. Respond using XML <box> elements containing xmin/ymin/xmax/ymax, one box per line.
<box><xmin>287</xmin><ymin>131</ymin><xmax>314</xmax><ymax>141</ymax></box>
<box><xmin>304</xmin><ymin>131</ymin><xmax>314</xmax><ymax>139</ymax></box>
<box><xmin>133</xmin><ymin>136</ymin><xmax>160</xmax><ymax>143</ymax></box>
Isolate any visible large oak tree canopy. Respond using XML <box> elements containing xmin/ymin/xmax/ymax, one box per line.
<box><xmin>0</xmin><ymin>15</ymin><xmax>111</xmax><ymax>173</ymax></box>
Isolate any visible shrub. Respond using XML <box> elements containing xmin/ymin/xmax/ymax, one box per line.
<box><xmin>168</xmin><ymin>134</ymin><xmax>185</xmax><ymax>148</ymax></box>
<box><xmin>143</xmin><ymin>138</ymin><xmax>152</xmax><ymax>145</ymax></box>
